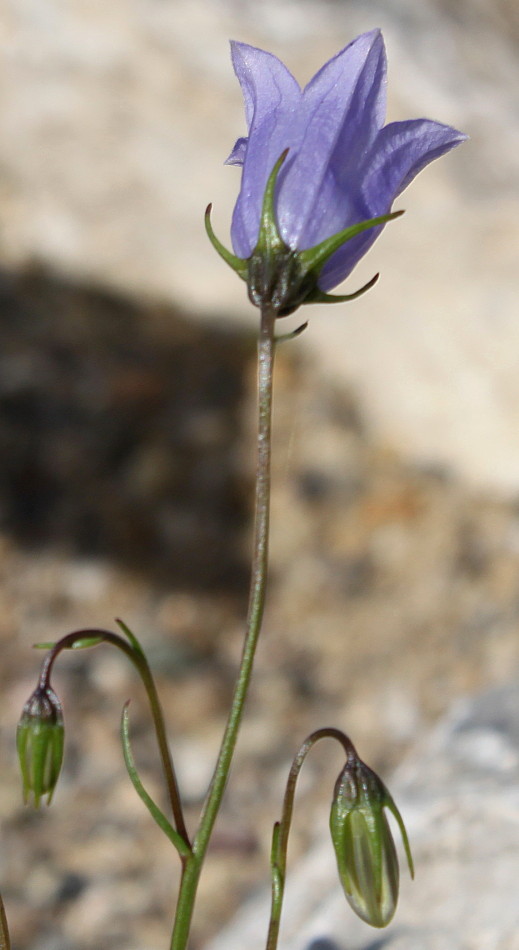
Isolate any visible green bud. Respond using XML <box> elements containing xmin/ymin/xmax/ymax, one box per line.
<box><xmin>330</xmin><ymin>751</ymin><xmax>413</xmax><ymax>928</ymax></box>
<box><xmin>17</xmin><ymin>685</ymin><xmax>65</xmax><ymax>807</ymax></box>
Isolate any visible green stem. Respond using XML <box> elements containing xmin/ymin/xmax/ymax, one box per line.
<box><xmin>267</xmin><ymin>729</ymin><xmax>356</xmax><ymax>950</ymax></box>
<box><xmin>40</xmin><ymin>628</ymin><xmax>190</xmax><ymax>850</ymax></box>
<box><xmin>0</xmin><ymin>893</ymin><xmax>10</xmax><ymax>950</ymax></box>
<box><xmin>170</xmin><ymin>304</ymin><xmax>277</xmax><ymax>950</ymax></box>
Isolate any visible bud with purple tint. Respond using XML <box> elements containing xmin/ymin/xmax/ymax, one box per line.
<box><xmin>17</xmin><ymin>684</ymin><xmax>65</xmax><ymax>807</ymax></box>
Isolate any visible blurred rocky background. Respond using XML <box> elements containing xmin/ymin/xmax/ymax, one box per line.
<box><xmin>1</xmin><ymin>0</ymin><xmax>519</xmax><ymax>948</ymax></box>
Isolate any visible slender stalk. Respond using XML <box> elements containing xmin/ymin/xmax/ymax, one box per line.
<box><xmin>40</xmin><ymin>628</ymin><xmax>190</xmax><ymax>849</ymax></box>
<box><xmin>170</xmin><ymin>304</ymin><xmax>277</xmax><ymax>950</ymax></box>
<box><xmin>0</xmin><ymin>893</ymin><xmax>10</xmax><ymax>950</ymax></box>
<box><xmin>266</xmin><ymin>728</ymin><xmax>356</xmax><ymax>950</ymax></box>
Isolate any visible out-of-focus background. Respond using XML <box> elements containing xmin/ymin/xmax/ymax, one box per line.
<box><xmin>1</xmin><ymin>1</ymin><xmax>519</xmax><ymax>948</ymax></box>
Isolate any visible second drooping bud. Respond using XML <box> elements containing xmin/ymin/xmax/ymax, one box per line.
<box><xmin>330</xmin><ymin>746</ymin><xmax>414</xmax><ymax>928</ymax></box>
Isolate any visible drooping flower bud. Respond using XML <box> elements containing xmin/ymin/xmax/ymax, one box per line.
<box><xmin>17</xmin><ymin>684</ymin><xmax>65</xmax><ymax>807</ymax></box>
<box><xmin>330</xmin><ymin>749</ymin><xmax>413</xmax><ymax>928</ymax></box>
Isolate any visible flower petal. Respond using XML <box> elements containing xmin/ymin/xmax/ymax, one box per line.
<box><xmin>295</xmin><ymin>30</ymin><xmax>387</xmax><ymax>249</ymax></box>
<box><xmin>229</xmin><ymin>41</ymin><xmax>300</xmax><ymax>130</ymax></box>
<box><xmin>362</xmin><ymin>118</ymin><xmax>468</xmax><ymax>211</ymax></box>
<box><xmin>317</xmin><ymin>118</ymin><xmax>467</xmax><ymax>291</ymax></box>
<box><xmin>228</xmin><ymin>41</ymin><xmax>302</xmax><ymax>258</ymax></box>
<box><xmin>222</xmin><ymin>33</ymin><xmax>467</xmax><ymax>300</ymax></box>
<box><xmin>225</xmin><ymin>136</ymin><xmax>248</xmax><ymax>166</ymax></box>
<box><xmin>277</xmin><ymin>30</ymin><xmax>386</xmax><ymax>249</ymax></box>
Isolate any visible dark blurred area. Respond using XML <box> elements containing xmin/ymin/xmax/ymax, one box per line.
<box><xmin>0</xmin><ymin>266</ymin><xmax>253</xmax><ymax>592</ymax></box>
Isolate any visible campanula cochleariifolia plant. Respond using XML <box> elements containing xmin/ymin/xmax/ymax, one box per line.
<box><xmin>13</xmin><ymin>28</ymin><xmax>466</xmax><ymax>950</ymax></box>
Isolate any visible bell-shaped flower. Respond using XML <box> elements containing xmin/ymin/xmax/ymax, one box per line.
<box><xmin>207</xmin><ymin>30</ymin><xmax>466</xmax><ymax>315</ymax></box>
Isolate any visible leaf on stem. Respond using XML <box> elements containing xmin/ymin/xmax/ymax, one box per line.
<box><xmin>120</xmin><ymin>702</ymin><xmax>192</xmax><ymax>860</ymax></box>
<box><xmin>116</xmin><ymin>618</ymin><xmax>146</xmax><ymax>658</ymax></box>
<box><xmin>33</xmin><ymin>637</ymin><xmax>105</xmax><ymax>650</ymax></box>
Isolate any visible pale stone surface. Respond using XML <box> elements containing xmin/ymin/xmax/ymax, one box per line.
<box><xmin>1</xmin><ymin>0</ymin><xmax>519</xmax><ymax>489</ymax></box>
<box><xmin>206</xmin><ymin>683</ymin><xmax>519</xmax><ymax>950</ymax></box>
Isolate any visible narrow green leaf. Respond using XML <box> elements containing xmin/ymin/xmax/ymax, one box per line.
<box><xmin>0</xmin><ymin>893</ymin><xmax>11</xmax><ymax>950</ymax></box>
<box><xmin>270</xmin><ymin>820</ymin><xmax>281</xmax><ymax>870</ymax></box>
<box><xmin>33</xmin><ymin>637</ymin><xmax>104</xmax><ymax>651</ymax></box>
<box><xmin>71</xmin><ymin>637</ymin><xmax>104</xmax><ymax>649</ymax></box>
<box><xmin>120</xmin><ymin>703</ymin><xmax>192</xmax><ymax>859</ymax></box>
<box><xmin>115</xmin><ymin>618</ymin><xmax>145</xmax><ymax>658</ymax></box>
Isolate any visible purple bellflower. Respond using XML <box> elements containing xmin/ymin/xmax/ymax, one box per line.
<box><xmin>206</xmin><ymin>29</ymin><xmax>466</xmax><ymax>316</ymax></box>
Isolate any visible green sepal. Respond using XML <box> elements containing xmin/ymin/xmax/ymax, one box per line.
<box><xmin>298</xmin><ymin>210</ymin><xmax>404</xmax><ymax>276</ymax></box>
<box><xmin>248</xmin><ymin>151</ymin><xmax>402</xmax><ymax>315</ymax></box>
<box><xmin>204</xmin><ymin>204</ymin><xmax>248</xmax><ymax>280</ymax></box>
<box><xmin>275</xmin><ymin>322</ymin><xmax>308</xmax><ymax>344</ymax></box>
<box><xmin>305</xmin><ymin>273</ymin><xmax>379</xmax><ymax>305</ymax></box>
<box><xmin>254</xmin><ymin>149</ymin><xmax>290</xmax><ymax>260</ymax></box>
<box><xmin>384</xmin><ymin>790</ymin><xmax>415</xmax><ymax>879</ymax></box>
<box><xmin>121</xmin><ymin>702</ymin><xmax>192</xmax><ymax>860</ymax></box>
<box><xmin>208</xmin><ymin>142</ymin><xmax>403</xmax><ymax>317</ymax></box>
<box><xmin>247</xmin><ymin>150</ymin><xmax>303</xmax><ymax>313</ymax></box>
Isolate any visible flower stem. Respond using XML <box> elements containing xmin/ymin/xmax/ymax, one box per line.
<box><xmin>40</xmin><ymin>628</ymin><xmax>190</xmax><ymax>850</ymax></box>
<box><xmin>170</xmin><ymin>304</ymin><xmax>277</xmax><ymax>950</ymax></box>
<box><xmin>267</xmin><ymin>728</ymin><xmax>356</xmax><ymax>950</ymax></box>
<box><xmin>0</xmin><ymin>893</ymin><xmax>10</xmax><ymax>950</ymax></box>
